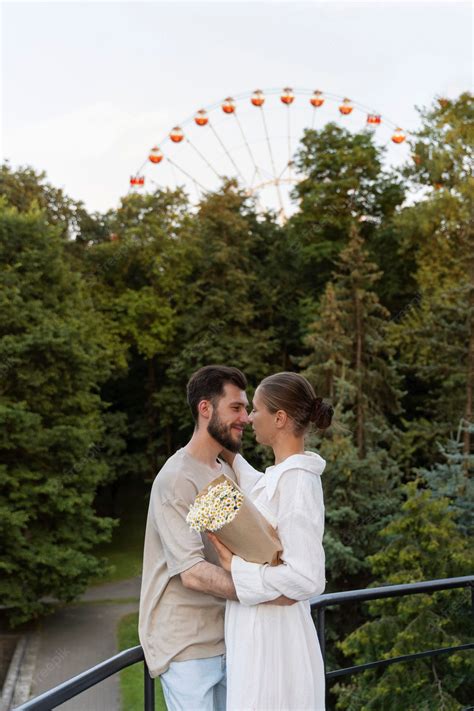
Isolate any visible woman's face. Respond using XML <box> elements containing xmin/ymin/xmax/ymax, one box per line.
<box><xmin>249</xmin><ymin>388</ymin><xmax>277</xmax><ymax>446</ymax></box>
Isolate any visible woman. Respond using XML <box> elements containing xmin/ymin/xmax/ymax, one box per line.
<box><xmin>208</xmin><ymin>371</ymin><xmax>333</xmax><ymax>711</ymax></box>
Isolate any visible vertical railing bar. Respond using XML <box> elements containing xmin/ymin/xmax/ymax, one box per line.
<box><xmin>316</xmin><ymin>606</ymin><xmax>326</xmax><ymax>665</ymax></box>
<box><xmin>144</xmin><ymin>661</ymin><xmax>155</xmax><ymax>711</ymax></box>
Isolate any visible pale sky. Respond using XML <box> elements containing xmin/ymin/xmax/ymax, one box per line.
<box><xmin>1</xmin><ymin>1</ymin><xmax>472</xmax><ymax>216</ymax></box>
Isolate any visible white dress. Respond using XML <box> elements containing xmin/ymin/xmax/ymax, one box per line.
<box><xmin>226</xmin><ymin>452</ymin><xmax>327</xmax><ymax>711</ymax></box>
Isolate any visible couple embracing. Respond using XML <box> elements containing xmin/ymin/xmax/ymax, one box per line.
<box><xmin>139</xmin><ymin>365</ymin><xmax>333</xmax><ymax>711</ymax></box>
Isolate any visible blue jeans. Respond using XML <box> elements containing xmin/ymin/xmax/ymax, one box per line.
<box><xmin>160</xmin><ymin>654</ymin><xmax>226</xmax><ymax>711</ymax></box>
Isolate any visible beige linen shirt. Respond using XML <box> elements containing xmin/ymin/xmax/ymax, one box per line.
<box><xmin>138</xmin><ymin>447</ymin><xmax>236</xmax><ymax>677</ymax></box>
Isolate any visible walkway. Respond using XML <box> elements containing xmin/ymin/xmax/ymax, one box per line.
<box><xmin>24</xmin><ymin>578</ymin><xmax>141</xmax><ymax>710</ymax></box>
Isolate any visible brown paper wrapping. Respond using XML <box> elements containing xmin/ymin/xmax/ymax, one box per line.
<box><xmin>195</xmin><ymin>473</ymin><xmax>283</xmax><ymax>566</ymax></box>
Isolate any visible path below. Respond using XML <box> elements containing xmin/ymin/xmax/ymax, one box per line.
<box><xmin>26</xmin><ymin>578</ymin><xmax>141</xmax><ymax>711</ymax></box>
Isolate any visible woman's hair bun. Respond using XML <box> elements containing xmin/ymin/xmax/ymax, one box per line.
<box><xmin>311</xmin><ymin>397</ymin><xmax>334</xmax><ymax>430</ymax></box>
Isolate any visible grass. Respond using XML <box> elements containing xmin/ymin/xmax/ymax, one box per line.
<box><xmin>117</xmin><ymin>612</ymin><xmax>167</xmax><ymax>711</ymax></box>
<box><xmin>92</xmin><ymin>482</ymin><xmax>150</xmax><ymax>584</ymax></box>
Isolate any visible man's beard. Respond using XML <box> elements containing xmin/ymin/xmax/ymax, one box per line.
<box><xmin>207</xmin><ymin>410</ymin><xmax>242</xmax><ymax>453</ymax></box>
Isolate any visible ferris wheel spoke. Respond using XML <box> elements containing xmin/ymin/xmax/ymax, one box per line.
<box><xmin>147</xmin><ymin>178</ymin><xmax>163</xmax><ymax>192</ymax></box>
<box><xmin>185</xmin><ymin>138</ymin><xmax>222</xmax><ymax>180</ymax></box>
<box><xmin>287</xmin><ymin>106</ymin><xmax>292</xmax><ymax>184</ymax></box>
<box><xmin>259</xmin><ymin>107</ymin><xmax>285</xmax><ymax>217</ymax></box>
<box><xmin>232</xmin><ymin>113</ymin><xmax>265</xmax><ymax>187</ymax></box>
<box><xmin>254</xmin><ymin>162</ymin><xmax>277</xmax><ymax>182</ymax></box>
<box><xmin>191</xmin><ymin>178</ymin><xmax>203</xmax><ymax>203</ymax></box>
<box><xmin>132</xmin><ymin>87</ymin><xmax>408</xmax><ymax>221</ymax></box>
<box><xmin>169</xmin><ymin>160</ymin><xmax>178</xmax><ymax>189</ymax></box>
<box><xmin>249</xmin><ymin>166</ymin><xmax>258</xmax><ymax>189</ymax></box>
<box><xmin>250</xmin><ymin>165</ymin><xmax>269</xmax><ymax>190</ymax></box>
<box><xmin>209</xmin><ymin>124</ymin><xmax>248</xmax><ymax>187</ymax></box>
<box><xmin>165</xmin><ymin>157</ymin><xmax>210</xmax><ymax>193</ymax></box>
<box><xmin>276</xmin><ymin>162</ymin><xmax>290</xmax><ymax>181</ymax></box>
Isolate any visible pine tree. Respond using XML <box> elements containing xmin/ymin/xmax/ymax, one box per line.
<box><xmin>418</xmin><ymin>421</ymin><xmax>474</xmax><ymax>536</ymax></box>
<box><xmin>312</xmin><ymin>426</ymin><xmax>401</xmax><ymax>586</ymax></box>
<box><xmin>333</xmin><ymin>480</ymin><xmax>474</xmax><ymax>710</ymax></box>
<box><xmin>302</xmin><ymin>223</ymin><xmax>404</xmax><ymax>457</ymax></box>
<box><xmin>301</xmin><ymin>225</ymin><xmax>404</xmax><ymax>673</ymax></box>
<box><xmin>300</xmin><ymin>282</ymin><xmax>350</xmax><ymax>402</ymax></box>
<box><xmin>0</xmin><ymin>201</ymin><xmax>115</xmax><ymax>624</ymax></box>
<box><xmin>389</xmin><ymin>93</ymin><xmax>474</xmax><ymax>470</ymax></box>
<box><xmin>157</xmin><ymin>181</ymin><xmax>280</xmax><ymax>453</ymax></box>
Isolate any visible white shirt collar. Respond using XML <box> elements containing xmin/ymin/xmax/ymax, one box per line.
<box><xmin>254</xmin><ymin>451</ymin><xmax>326</xmax><ymax>500</ymax></box>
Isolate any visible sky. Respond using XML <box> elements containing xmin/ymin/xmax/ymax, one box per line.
<box><xmin>1</xmin><ymin>1</ymin><xmax>472</xmax><ymax>216</ymax></box>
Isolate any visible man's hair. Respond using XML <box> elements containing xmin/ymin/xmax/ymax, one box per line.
<box><xmin>186</xmin><ymin>365</ymin><xmax>247</xmax><ymax>423</ymax></box>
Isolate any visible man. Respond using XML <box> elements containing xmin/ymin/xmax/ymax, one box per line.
<box><xmin>139</xmin><ymin>365</ymin><xmax>250</xmax><ymax>710</ymax></box>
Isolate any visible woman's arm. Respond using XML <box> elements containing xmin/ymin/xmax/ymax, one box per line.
<box><xmin>231</xmin><ymin>470</ymin><xmax>326</xmax><ymax>605</ymax></box>
<box><xmin>207</xmin><ymin>534</ymin><xmax>296</xmax><ymax>606</ymax></box>
<box><xmin>232</xmin><ymin>453</ymin><xmax>263</xmax><ymax>493</ymax></box>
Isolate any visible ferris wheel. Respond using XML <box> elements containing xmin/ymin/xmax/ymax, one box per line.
<box><xmin>129</xmin><ymin>87</ymin><xmax>410</xmax><ymax>221</ymax></box>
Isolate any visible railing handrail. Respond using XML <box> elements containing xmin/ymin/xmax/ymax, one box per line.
<box><xmin>13</xmin><ymin>646</ymin><xmax>145</xmax><ymax>711</ymax></box>
<box><xmin>13</xmin><ymin>575</ymin><xmax>474</xmax><ymax>710</ymax></box>
<box><xmin>310</xmin><ymin>574</ymin><xmax>474</xmax><ymax>608</ymax></box>
<box><xmin>309</xmin><ymin>573</ymin><xmax>474</xmax><ymax>700</ymax></box>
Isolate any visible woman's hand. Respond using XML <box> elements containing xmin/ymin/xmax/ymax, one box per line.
<box><xmin>219</xmin><ymin>448</ymin><xmax>236</xmax><ymax>466</ymax></box>
<box><xmin>207</xmin><ymin>532</ymin><xmax>233</xmax><ymax>572</ymax></box>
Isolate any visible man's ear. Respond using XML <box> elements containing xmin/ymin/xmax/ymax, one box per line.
<box><xmin>275</xmin><ymin>409</ymin><xmax>288</xmax><ymax>429</ymax></box>
<box><xmin>198</xmin><ymin>399</ymin><xmax>212</xmax><ymax>421</ymax></box>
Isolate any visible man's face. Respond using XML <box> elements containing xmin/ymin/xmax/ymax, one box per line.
<box><xmin>207</xmin><ymin>383</ymin><xmax>249</xmax><ymax>453</ymax></box>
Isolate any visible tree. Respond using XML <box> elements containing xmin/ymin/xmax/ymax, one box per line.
<box><xmin>389</xmin><ymin>93</ymin><xmax>474</xmax><ymax>470</ymax></box>
<box><xmin>84</xmin><ymin>187</ymin><xmax>194</xmax><ymax>477</ymax></box>
<box><xmin>333</xmin><ymin>480</ymin><xmax>474</xmax><ymax>710</ymax></box>
<box><xmin>156</xmin><ymin>181</ymin><xmax>280</xmax><ymax>459</ymax></box>
<box><xmin>418</xmin><ymin>421</ymin><xmax>474</xmax><ymax>537</ymax></box>
<box><xmin>312</xmin><ymin>424</ymin><xmax>401</xmax><ymax>586</ymax></box>
<box><xmin>288</xmin><ymin>123</ymin><xmax>407</xmax><ymax>307</ymax></box>
<box><xmin>302</xmin><ymin>224</ymin><xmax>404</xmax><ymax>457</ymax></box>
<box><xmin>301</xmin><ymin>227</ymin><xmax>404</xmax><ymax>673</ymax></box>
<box><xmin>0</xmin><ymin>201</ymin><xmax>115</xmax><ymax>624</ymax></box>
<box><xmin>0</xmin><ymin>162</ymin><xmax>104</xmax><ymax>243</ymax></box>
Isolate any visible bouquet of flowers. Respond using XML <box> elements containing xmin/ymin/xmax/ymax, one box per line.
<box><xmin>187</xmin><ymin>480</ymin><xmax>244</xmax><ymax>532</ymax></box>
<box><xmin>187</xmin><ymin>474</ymin><xmax>282</xmax><ymax>566</ymax></box>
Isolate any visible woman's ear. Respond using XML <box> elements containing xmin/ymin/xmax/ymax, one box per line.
<box><xmin>274</xmin><ymin>409</ymin><xmax>288</xmax><ymax>429</ymax></box>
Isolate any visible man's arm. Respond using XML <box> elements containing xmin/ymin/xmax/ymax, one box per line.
<box><xmin>181</xmin><ymin>561</ymin><xmax>296</xmax><ymax>605</ymax></box>
<box><xmin>181</xmin><ymin>561</ymin><xmax>238</xmax><ymax>600</ymax></box>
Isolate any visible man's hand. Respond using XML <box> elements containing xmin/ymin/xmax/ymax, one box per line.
<box><xmin>262</xmin><ymin>596</ymin><xmax>297</xmax><ymax>606</ymax></box>
<box><xmin>207</xmin><ymin>533</ymin><xmax>297</xmax><ymax>606</ymax></box>
<box><xmin>207</xmin><ymin>532</ymin><xmax>232</xmax><ymax>572</ymax></box>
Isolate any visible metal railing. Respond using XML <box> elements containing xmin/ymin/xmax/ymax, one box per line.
<box><xmin>311</xmin><ymin>574</ymin><xmax>474</xmax><ymax>708</ymax></box>
<box><xmin>14</xmin><ymin>575</ymin><xmax>474</xmax><ymax>711</ymax></box>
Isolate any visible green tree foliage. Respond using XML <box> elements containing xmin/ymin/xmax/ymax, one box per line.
<box><xmin>84</xmin><ymin>188</ymin><xmax>194</xmax><ymax>477</ymax></box>
<box><xmin>333</xmin><ymin>481</ymin><xmax>474</xmax><ymax>710</ymax></box>
<box><xmin>0</xmin><ymin>162</ymin><xmax>105</xmax><ymax>243</ymax></box>
<box><xmin>418</xmin><ymin>422</ymin><xmax>474</xmax><ymax>536</ymax></box>
<box><xmin>389</xmin><ymin>93</ymin><xmax>474</xmax><ymax>468</ymax></box>
<box><xmin>288</xmin><ymin>123</ymin><xmax>408</xmax><ymax>309</ymax></box>
<box><xmin>301</xmin><ymin>225</ymin><xmax>405</xmax><ymax>677</ymax></box>
<box><xmin>1</xmin><ymin>92</ymin><xmax>471</xmax><ymax>693</ymax></box>
<box><xmin>0</xmin><ymin>201</ymin><xmax>115</xmax><ymax>623</ymax></box>
<box><xmin>314</xmin><ymin>426</ymin><xmax>401</xmax><ymax>586</ymax></box>
<box><xmin>157</xmin><ymin>182</ymin><xmax>281</xmax><ymax>451</ymax></box>
<box><xmin>302</xmin><ymin>224</ymin><xmax>404</xmax><ymax>456</ymax></box>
